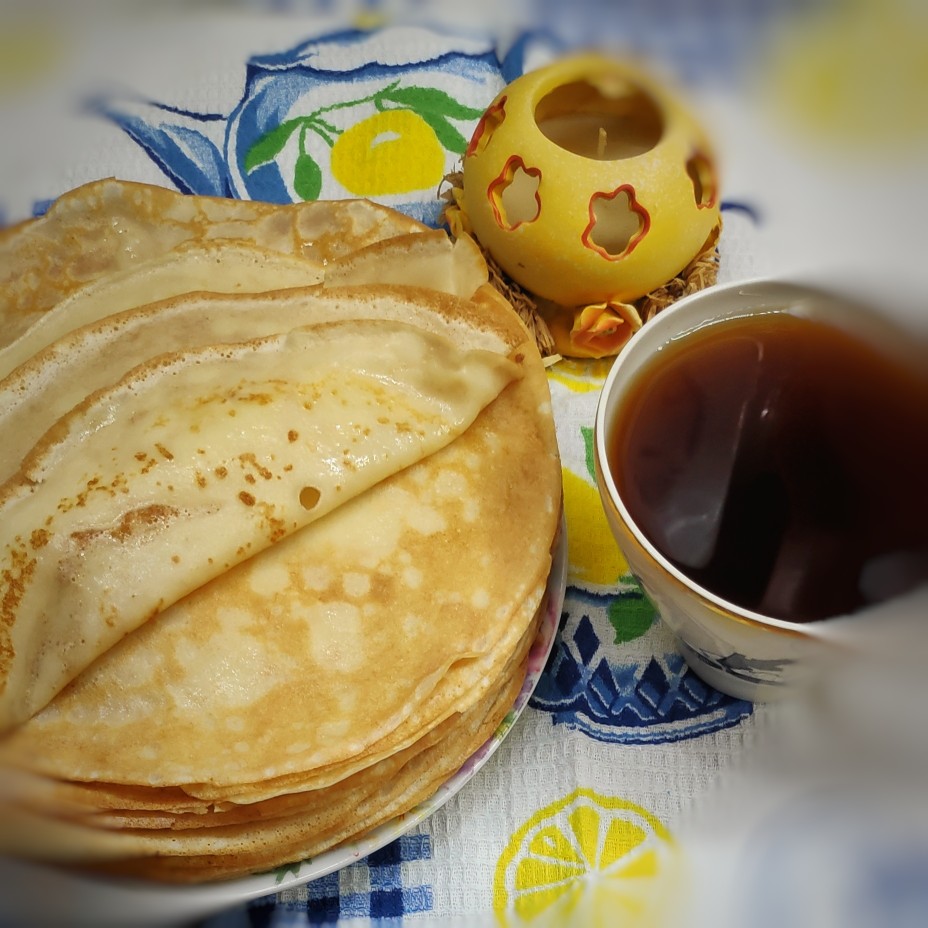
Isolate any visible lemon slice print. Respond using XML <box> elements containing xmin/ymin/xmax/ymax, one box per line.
<box><xmin>547</xmin><ymin>357</ymin><xmax>613</xmax><ymax>394</ymax></box>
<box><xmin>330</xmin><ymin>109</ymin><xmax>446</xmax><ymax>196</ymax></box>
<box><xmin>494</xmin><ymin>787</ymin><xmax>677</xmax><ymax>927</ymax></box>
<box><xmin>561</xmin><ymin>466</ymin><xmax>628</xmax><ymax>588</ymax></box>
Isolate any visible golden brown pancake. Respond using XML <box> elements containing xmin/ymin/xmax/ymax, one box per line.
<box><xmin>0</xmin><ymin>178</ymin><xmax>425</xmax><ymax>349</ymax></box>
<box><xmin>0</xmin><ymin>181</ymin><xmax>563</xmax><ymax>884</ymax></box>
<box><xmin>0</xmin><ymin>647</ymin><xmax>530</xmax><ymax>882</ymax></box>
<box><xmin>0</xmin><ymin>317</ymin><xmax>522</xmax><ymax>733</ymax></box>
<box><xmin>0</xmin><ymin>277</ymin><xmax>505</xmax><ymax>487</ymax></box>
<box><xmin>0</xmin><ymin>243</ymin><xmax>326</xmax><ymax>382</ymax></box>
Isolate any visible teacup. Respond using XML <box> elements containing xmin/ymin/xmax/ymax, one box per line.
<box><xmin>593</xmin><ymin>278</ymin><xmax>928</xmax><ymax>701</ymax></box>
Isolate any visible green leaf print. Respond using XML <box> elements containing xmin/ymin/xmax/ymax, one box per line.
<box><xmin>607</xmin><ymin>586</ymin><xmax>656</xmax><ymax>645</ymax></box>
<box><xmin>244</xmin><ymin>118</ymin><xmax>303</xmax><ymax>173</ymax></box>
<box><xmin>380</xmin><ymin>84</ymin><xmax>485</xmax><ymax>121</ymax></box>
<box><xmin>274</xmin><ymin>860</ymin><xmax>304</xmax><ymax>883</ymax></box>
<box><xmin>293</xmin><ymin>151</ymin><xmax>322</xmax><ymax>201</ymax></box>
<box><xmin>581</xmin><ymin>425</ymin><xmax>596</xmax><ymax>482</ymax></box>
<box><xmin>416</xmin><ymin>110</ymin><xmax>469</xmax><ymax>154</ymax></box>
<box><xmin>243</xmin><ymin>79</ymin><xmax>483</xmax><ymax>196</ymax></box>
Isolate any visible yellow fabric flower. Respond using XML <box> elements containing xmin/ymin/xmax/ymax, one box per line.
<box><xmin>442</xmin><ymin>184</ymin><xmax>473</xmax><ymax>238</ymax></box>
<box><xmin>546</xmin><ymin>301</ymin><xmax>642</xmax><ymax>359</ymax></box>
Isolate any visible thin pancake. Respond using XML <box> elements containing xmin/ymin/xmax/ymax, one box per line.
<box><xmin>0</xmin><ymin>226</ymin><xmax>486</xmax><ymax>387</ymax></box>
<box><xmin>0</xmin><ymin>319</ymin><xmax>521</xmax><ymax>731</ymax></box>
<box><xmin>321</xmin><ymin>230</ymin><xmax>488</xmax><ymax>296</ymax></box>
<box><xmin>0</xmin><ymin>243</ymin><xmax>325</xmax><ymax>381</ymax></box>
<box><xmin>0</xmin><ymin>312</ymin><xmax>556</xmax><ymax>785</ymax></box>
<box><xmin>0</xmin><ymin>178</ymin><xmax>425</xmax><ymax>349</ymax></box>
<box><xmin>5</xmin><ymin>584</ymin><xmax>545</xmax><ymax>834</ymax></box>
<box><xmin>0</xmin><ymin>182</ymin><xmax>563</xmax><ymax>885</ymax></box>
<box><xmin>0</xmin><ymin>652</ymin><xmax>527</xmax><ymax>881</ymax></box>
<box><xmin>0</xmin><ymin>279</ymin><xmax>506</xmax><ymax>485</ymax></box>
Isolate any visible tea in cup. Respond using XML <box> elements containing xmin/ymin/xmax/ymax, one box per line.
<box><xmin>594</xmin><ymin>279</ymin><xmax>928</xmax><ymax>701</ymax></box>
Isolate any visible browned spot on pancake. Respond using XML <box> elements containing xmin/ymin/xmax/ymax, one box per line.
<box><xmin>57</xmin><ymin>470</ymin><xmax>140</xmax><ymax>515</ymax></box>
<box><xmin>0</xmin><ymin>546</ymin><xmax>34</xmax><ymax>685</ymax></box>
<box><xmin>238</xmin><ymin>491</ymin><xmax>256</xmax><ymax>507</ymax></box>
<box><xmin>154</xmin><ymin>443</ymin><xmax>174</xmax><ymax>461</ymax></box>
<box><xmin>100</xmin><ymin>601</ymin><xmax>122</xmax><ymax>630</ymax></box>
<box><xmin>238</xmin><ymin>454</ymin><xmax>273</xmax><ymax>481</ymax></box>
<box><xmin>70</xmin><ymin>504</ymin><xmax>180</xmax><ymax>548</ymax></box>
<box><xmin>268</xmin><ymin>517</ymin><xmax>290</xmax><ymax>543</ymax></box>
<box><xmin>287</xmin><ymin>430</ymin><xmax>299</xmax><ymax>443</ymax></box>
<box><xmin>215</xmin><ymin>466</ymin><xmax>228</xmax><ymax>479</ymax></box>
<box><xmin>29</xmin><ymin>529</ymin><xmax>50</xmax><ymax>551</ymax></box>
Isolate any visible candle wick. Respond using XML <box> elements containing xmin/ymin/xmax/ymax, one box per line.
<box><xmin>597</xmin><ymin>126</ymin><xmax>607</xmax><ymax>159</ymax></box>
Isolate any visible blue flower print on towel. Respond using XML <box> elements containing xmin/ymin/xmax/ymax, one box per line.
<box><xmin>88</xmin><ymin>26</ymin><xmax>561</xmax><ymax>227</ymax></box>
<box><xmin>532</xmin><ymin>586</ymin><xmax>753</xmax><ymax>744</ymax></box>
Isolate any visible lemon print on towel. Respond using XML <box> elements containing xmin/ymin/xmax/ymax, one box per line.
<box><xmin>561</xmin><ymin>424</ymin><xmax>628</xmax><ymax>588</ymax></box>
<box><xmin>562</xmin><ymin>467</ymin><xmax>629</xmax><ymax>588</ymax></box>
<box><xmin>332</xmin><ymin>109</ymin><xmax>445</xmax><ymax>195</ymax></box>
<box><xmin>245</xmin><ymin>81</ymin><xmax>484</xmax><ymax>201</ymax></box>
<box><xmin>494</xmin><ymin>787</ymin><xmax>677</xmax><ymax>926</ymax></box>
<box><xmin>547</xmin><ymin>357</ymin><xmax>613</xmax><ymax>394</ymax></box>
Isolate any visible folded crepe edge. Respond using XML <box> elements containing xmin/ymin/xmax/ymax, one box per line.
<box><xmin>0</xmin><ymin>313</ymin><xmax>529</xmax><ymax>733</ymax></box>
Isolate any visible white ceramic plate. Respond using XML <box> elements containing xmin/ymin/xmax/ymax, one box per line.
<box><xmin>0</xmin><ymin>519</ymin><xmax>567</xmax><ymax>928</ymax></box>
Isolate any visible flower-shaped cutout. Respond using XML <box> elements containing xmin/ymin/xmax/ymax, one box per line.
<box><xmin>582</xmin><ymin>185</ymin><xmax>650</xmax><ymax>260</ymax></box>
<box><xmin>686</xmin><ymin>151</ymin><xmax>717</xmax><ymax>209</ymax></box>
<box><xmin>488</xmin><ymin>155</ymin><xmax>542</xmax><ymax>231</ymax></box>
<box><xmin>466</xmin><ymin>96</ymin><xmax>507</xmax><ymax>158</ymax></box>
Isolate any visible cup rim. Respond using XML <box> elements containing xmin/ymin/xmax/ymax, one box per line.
<box><xmin>593</xmin><ymin>276</ymin><xmax>899</xmax><ymax>637</ymax></box>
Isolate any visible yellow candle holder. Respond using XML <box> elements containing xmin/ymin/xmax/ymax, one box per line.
<box><xmin>458</xmin><ymin>53</ymin><xmax>721</xmax><ymax>357</ymax></box>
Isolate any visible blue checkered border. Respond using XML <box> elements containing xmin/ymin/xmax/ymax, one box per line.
<box><xmin>246</xmin><ymin>833</ymin><xmax>433</xmax><ymax>926</ymax></box>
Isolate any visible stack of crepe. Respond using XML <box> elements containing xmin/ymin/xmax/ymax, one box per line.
<box><xmin>0</xmin><ymin>180</ymin><xmax>562</xmax><ymax>883</ymax></box>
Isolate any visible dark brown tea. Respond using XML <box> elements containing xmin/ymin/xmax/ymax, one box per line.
<box><xmin>608</xmin><ymin>311</ymin><xmax>928</xmax><ymax>623</ymax></box>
